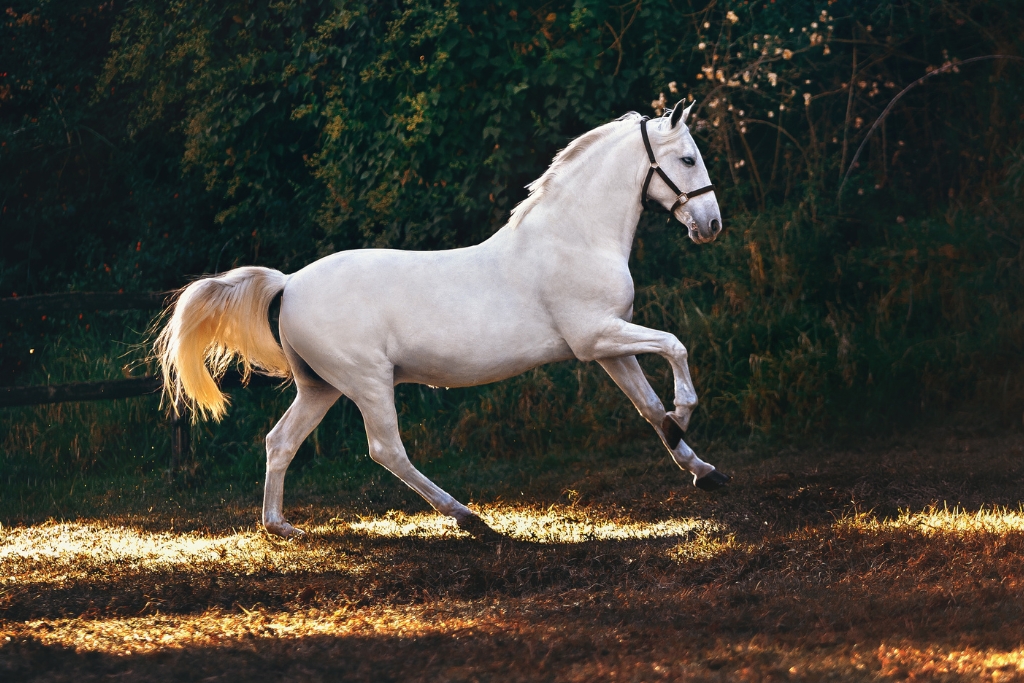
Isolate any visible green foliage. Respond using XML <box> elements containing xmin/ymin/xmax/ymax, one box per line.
<box><xmin>2</xmin><ymin>0</ymin><xmax>1024</xmax><ymax>484</ymax></box>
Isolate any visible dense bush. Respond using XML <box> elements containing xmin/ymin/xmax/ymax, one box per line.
<box><xmin>2</xmin><ymin>0</ymin><xmax>1023</xmax><ymax>481</ymax></box>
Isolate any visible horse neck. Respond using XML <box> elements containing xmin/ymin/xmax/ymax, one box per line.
<box><xmin>518</xmin><ymin>127</ymin><xmax>645</xmax><ymax>261</ymax></box>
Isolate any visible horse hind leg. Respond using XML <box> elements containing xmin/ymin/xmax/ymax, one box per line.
<box><xmin>263</xmin><ymin>381</ymin><xmax>341</xmax><ymax>538</ymax></box>
<box><xmin>351</xmin><ymin>380</ymin><xmax>499</xmax><ymax>539</ymax></box>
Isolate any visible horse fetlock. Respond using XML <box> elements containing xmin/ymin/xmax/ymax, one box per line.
<box><xmin>670</xmin><ymin>439</ymin><xmax>716</xmax><ymax>480</ymax></box>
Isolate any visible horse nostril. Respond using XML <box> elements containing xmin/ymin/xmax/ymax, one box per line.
<box><xmin>710</xmin><ymin>218</ymin><xmax>722</xmax><ymax>235</ymax></box>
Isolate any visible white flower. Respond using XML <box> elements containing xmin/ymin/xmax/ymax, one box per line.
<box><xmin>668</xmin><ymin>81</ymin><xmax>678</xmax><ymax>94</ymax></box>
<box><xmin>782</xmin><ymin>49</ymin><xmax>793</xmax><ymax>60</ymax></box>
<box><xmin>767</xmin><ymin>72</ymin><xmax>778</xmax><ymax>86</ymax></box>
<box><xmin>726</xmin><ymin>10</ymin><xmax>739</xmax><ymax>24</ymax></box>
<box><xmin>803</xmin><ymin>93</ymin><xmax>811</xmax><ymax>106</ymax></box>
<box><xmin>650</xmin><ymin>92</ymin><xmax>667</xmax><ymax>114</ymax></box>
<box><xmin>698</xmin><ymin>42</ymin><xmax>706</xmax><ymax>50</ymax></box>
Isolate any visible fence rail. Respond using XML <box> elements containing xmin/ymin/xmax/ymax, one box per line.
<box><xmin>0</xmin><ymin>291</ymin><xmax>171</xmax><ymax>317</ymax></box>
<box><xmin>0</xmin><ymin>377</ymin><xmax>163</xmax><ymax>408</ymax></box>
<box><xmin>0</xmin><ymin>290</ymin><xmax>281</xmax><ymax>469</ymax></box>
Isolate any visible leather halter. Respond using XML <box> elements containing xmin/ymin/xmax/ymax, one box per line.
<box><xmin>640</xmin><ymin>116</ymin><xmax>716</xmax><ymax>214</ymax></box>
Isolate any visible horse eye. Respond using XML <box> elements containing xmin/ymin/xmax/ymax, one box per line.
<box><xmin>682</xmin><ymin>157</ymin><xmax>696</xmax><ymax>167</ymax></box>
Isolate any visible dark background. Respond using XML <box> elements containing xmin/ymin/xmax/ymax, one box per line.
<box><xmin>2</xmin><ymin>0</ymin><xmax>1023</xmax><ymax>488</ymax></box>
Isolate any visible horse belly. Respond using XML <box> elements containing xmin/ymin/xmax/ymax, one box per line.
<box><xmin>391</xmin><ymin>321</ymin><xmax>574</xmax><ymax>387</ymax></box>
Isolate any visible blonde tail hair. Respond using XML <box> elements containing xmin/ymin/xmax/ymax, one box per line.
<box><xmin>154</xmin><ymin>266</ymin><xmax>291</xmax><ymax>422</ymax></box>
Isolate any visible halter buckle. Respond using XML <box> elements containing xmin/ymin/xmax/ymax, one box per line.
<box><xmin>676</xmin><ymin>191</ymin><xmax>690</xmax><ymax>205</ymax></box>
<box><xmin>650</xmin><ymin>161</ymin><xmax>660</xmax><ymax>169</ymax></box>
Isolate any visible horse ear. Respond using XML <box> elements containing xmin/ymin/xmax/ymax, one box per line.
<box><xmin>670</xmin><ymin>99</ymin><xmax>695</xmax><ymax>128</ymax></box>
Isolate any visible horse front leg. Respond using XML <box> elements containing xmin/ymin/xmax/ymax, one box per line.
<box><xmin>597</xmin><ymin>355</ymin><xmax>729</xmax><ymax>489</ymax></box>
<box><xmin>579</xmin><ymin>319</ymin><xmax>698</xmax><ymax>432</ymax></box>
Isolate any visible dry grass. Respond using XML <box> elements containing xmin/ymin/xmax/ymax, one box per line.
<box><xmin>2</xmin><ymin>432</ymin><xmax>1024</xmax><ymax>681</ymax></box>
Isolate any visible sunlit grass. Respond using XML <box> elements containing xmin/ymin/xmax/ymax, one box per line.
<box><xmin>9</xmin><ymin>605</ymin><xmax>493</xmax><ymax>656</ymax></box>
<box><xmin>892</xmin><ymin>505</ymin><xmax>1024</xmax><ymax>536</ymax></box>
<box><xmin>346</xmin><ymin>507</ymin><xmax>718</xmax><ymax>543</ymax></box>
<box><xmin>0</xmin><ymin>522</ymin><xmax>259</xmax><ymax>566</ymax></box>
<box><xmin>839</xmin><ymin>505</ymin><xmax>1024</xmax><ymax>535</ymax></box>
<box><xmin>874</xmin><ymin>643</ymin><xmax>1024</xmax><ymax>680</ymax></box>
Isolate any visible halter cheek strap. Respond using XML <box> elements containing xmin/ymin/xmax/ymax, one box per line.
<box><xmin>640</xmin><ymin>116</ymin><xmax>716</xmax><ymax>214</ymax></box>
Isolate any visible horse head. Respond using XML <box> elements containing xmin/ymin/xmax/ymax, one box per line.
<box><xmin>642</xmin><ymin>99</ymin><xmax>723</xmax><ymax>244</ymax></box>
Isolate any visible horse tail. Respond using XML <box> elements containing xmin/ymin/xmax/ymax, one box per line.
<box><xmin>154</xmin><ymin>266</ymin><xmax>291</xmax><ymax>422</ymax></box>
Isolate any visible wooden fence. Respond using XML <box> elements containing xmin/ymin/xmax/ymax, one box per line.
<box><xmin>0</xmin><ymin>291</ymin><xmax>277</xmax><ymax>469</ymax></box>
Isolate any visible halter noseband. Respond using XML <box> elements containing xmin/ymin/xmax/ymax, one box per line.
<box><xmin>640</xmin><ymin>116</ymin><xmax>716</xmax><ymax>214</ymax></box>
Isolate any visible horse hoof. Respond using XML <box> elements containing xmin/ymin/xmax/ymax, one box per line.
<box><xmin>695</xmin><ymin>469</ymin><xmax>731</xmax><ymax>492</ymax></box>
<box><xmin>457</xmin><ymin>514</ymin><xmax>504</xmax><ymax>544</ymax></box>
<box><xmin>661</xmin><ymin>414</ymin><xmax>685</xmax><ymax>449</ymax></box>
<box><xmin>265</xmin><ymin>522</ymin><xmax>305</xmax><ymax>539</ymax></box>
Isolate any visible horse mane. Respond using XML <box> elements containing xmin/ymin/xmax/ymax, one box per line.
<box><xmin>506</xmin><ymin>112</ymin><xmax>645</xmax><ymax>230</ymax></box>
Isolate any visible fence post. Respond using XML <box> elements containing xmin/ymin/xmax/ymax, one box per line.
<box><xmin>170</xmin><ymin>396</ymin><xmax>191</xmax><ymax>473</ymax></box>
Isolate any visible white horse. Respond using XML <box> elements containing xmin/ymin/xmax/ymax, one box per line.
<box><xmin>155</xmin><ymin>100</ymin><xmax>729</xmax><ymax>539</ymax></box>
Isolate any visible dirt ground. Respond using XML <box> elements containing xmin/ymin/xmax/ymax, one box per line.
<box><xmin>2</xmin><ymin>431</ymin><xmax>1024</xmax><ymax>682</ymax></box>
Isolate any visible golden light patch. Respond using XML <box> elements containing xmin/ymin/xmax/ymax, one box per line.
<box><xmin>346</xmin><ymin>507</ymin><xmax>718</xmax><ymax>543</ymax></box>
<box><xmin>838</xmin><ymin>506</ymin><xmax>1024</xmax><ymax>535</ymax></box>
<box><xmin>876</xmin><ymin>642</ymin><xmax>1024</xmax><ymax>680</ymax></box>
<box><xmin>9</xmin><ymin>606</ymin><xmax>495</xmax><ymax>656</ymax></box>
<box><xmin>0</xmin><ymin>522</ymin><xmax>259</xmax><ymax>567</ymax></box>
<box><xmin>0</xmin><ymin>520</ymin><xmax>373</xmax><ymax>583</ymax></box>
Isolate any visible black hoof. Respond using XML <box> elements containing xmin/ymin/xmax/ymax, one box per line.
<box><xmin>695</xmin><ymin>469</ymin><xmax>731</xmax><ymax>492</ymax></box>
<box><xmin>456</xmin><ymin>514</ymin><xmax>504</xmax><ymax>544</ymax></box>
<box><xmin>661</xmin><ymin>414</ymin><xmax>684</xmax><ymax>449</ymax></box>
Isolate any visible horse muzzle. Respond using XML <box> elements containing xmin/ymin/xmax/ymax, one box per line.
<box><xmin>677</xmin><ymin>211</ymin><xmax>722</xmax><ymax>244</ymax></box>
